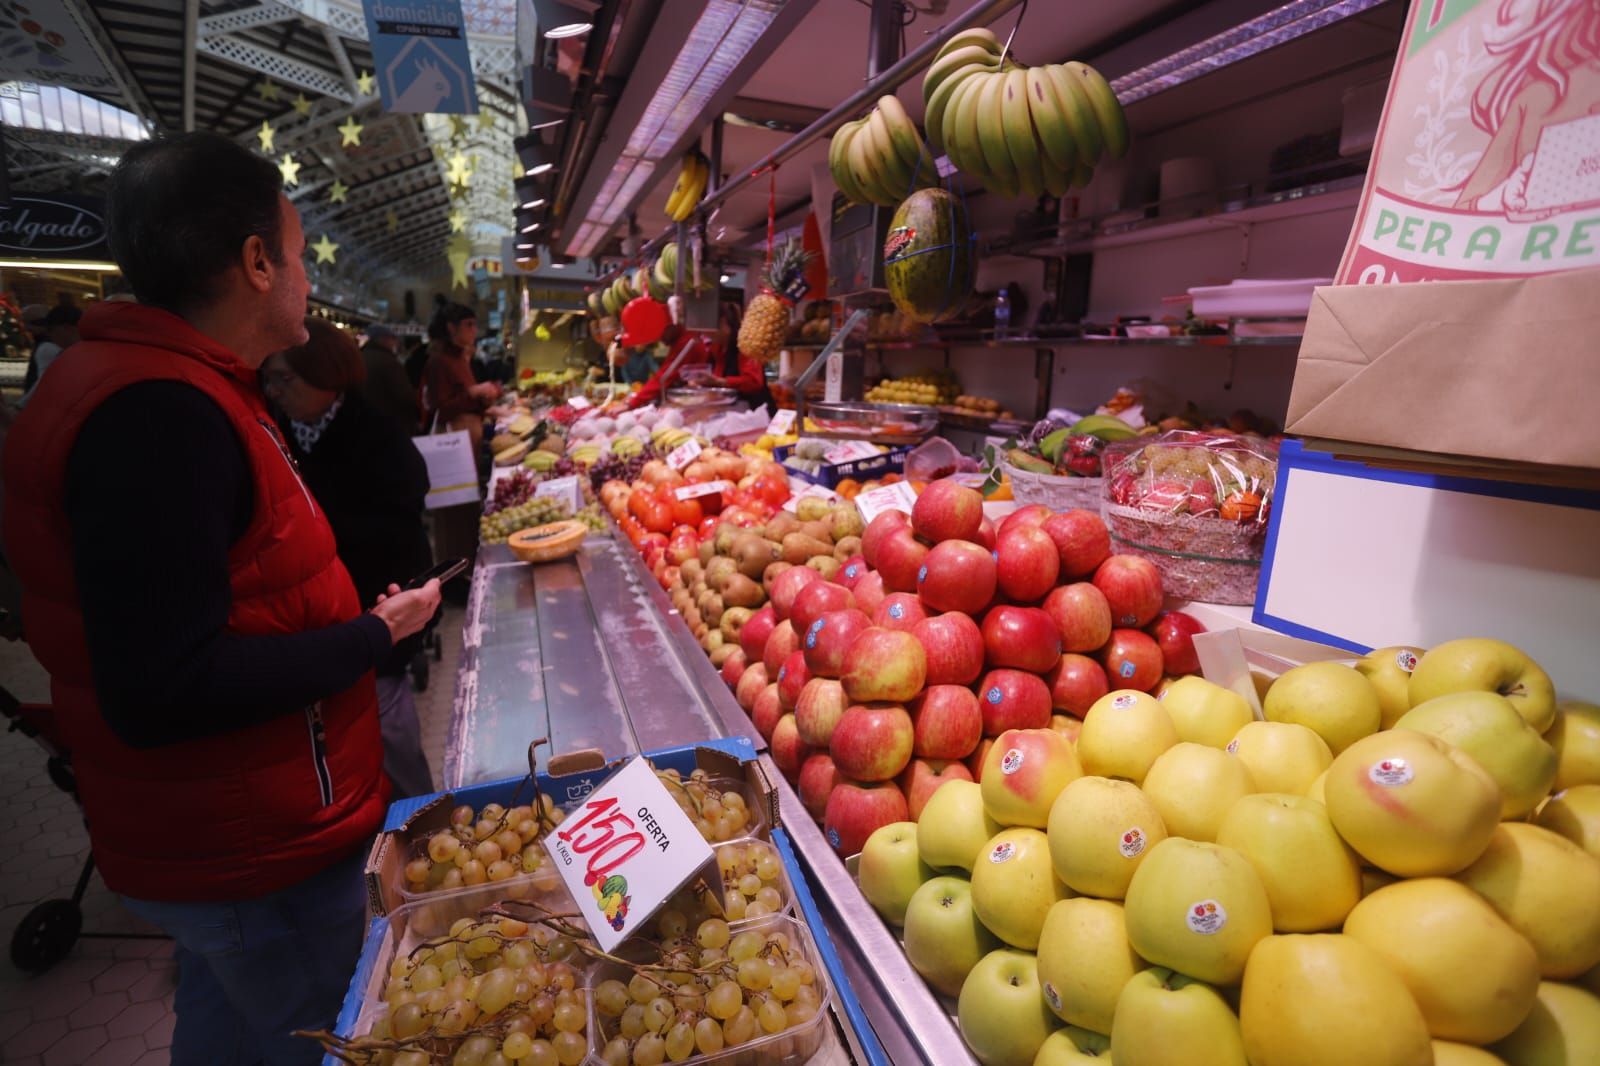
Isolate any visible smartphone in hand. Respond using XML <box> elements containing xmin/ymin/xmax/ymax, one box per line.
<box><xmin>404</xmin><ymin>558</ymin><xmax>468</xmax><ymax>591</ymax></box>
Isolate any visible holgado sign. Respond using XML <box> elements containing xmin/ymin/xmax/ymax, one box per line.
<box><xmin>0</xmin><ymin>195</ymin><xmax>109</xmax><ymax>258</ymax></box>
<box><xmin>1339</xmin><ymin>0</ymin><xmax>1600</xmax><ymax>284</ymax></box>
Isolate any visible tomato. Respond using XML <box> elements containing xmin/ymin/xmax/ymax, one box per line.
<box><xmin>698</xmin><ymin>515</ymin><xmax>720</xmax><ymax>538</ymax></box>
<box><xmin>671</xmin><ymin>495</ymin><xmax>703</xmax><ymax>527</ymax></box>
<box><xmin>639</xmin><ymin>497</ymin><xmax>674</xmax><ymax>534</ymax></box>
<box><xmin>752</xmin><ymin>473</ymin><xmax>791</xmax><ymax>507</ymax></box>
<box><xmin>627</xmin><ymin>490</ymin><xmax>651</xmax><ymax>521</ymax></box>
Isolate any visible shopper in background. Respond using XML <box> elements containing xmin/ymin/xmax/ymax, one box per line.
<box><xmin>19</xmin><ymin>303</ymin><xmax>48</xmax><ymax>387</ymax></box>
<box><xmin>1</xmin><ymin>130</ymin><xmax>439</xmax><ymax>1066</ymax></box>
<box><xmin>358</xmin><ymin>324</ymin><xmax>419</xmax><ymax>433</ymax></box>
<box><xmin>17</xmin><ymin>303</ymin><xmax>81</xmax><ymax>407</ymax></box>
<box><xmin>403</xmin><ymin>334</ymin><xmax>430</xmax><ymax>390</ymax></box>
<box><xmin>263</xmin><ymin>318</ymin><xmax>436</xmax><ymax>799</ymax></box>
<box><xmin>423</xmin><ymin>301</ymin><xmax>499</xmax><ymax>598</ymax></box>
<box><xmin>628</xmin><ymin>301</ymin><xmax>769</xmax><ymax>409</ymax></box>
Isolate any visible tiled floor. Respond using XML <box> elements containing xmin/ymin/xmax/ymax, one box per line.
<box><xmin>0</xmin><ymin>607</ymin><xmax>464</xmax><ymax>1065</ymax></box>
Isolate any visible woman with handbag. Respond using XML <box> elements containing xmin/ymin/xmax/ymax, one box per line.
<box><xmin>422</xmin><ymin>302</ymin><xmax>498</xmax><ymax>600</ymax></box>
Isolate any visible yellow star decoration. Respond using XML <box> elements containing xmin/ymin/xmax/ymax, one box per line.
<box><xmin>257</xmin><ymin>120</ymin><xmax>275</xmax><ymax>152</ymax></box>
<box><xmin>255</xmin><ymin>80</ymin><xmax>279</xmax><ymax>102</ymax></box>
<box><xmin>447</xmin><ymin>234</ymin><xmax>471</xmax><ymax>290</ymax></box>
<box><xmin>385</xmin><ymin>209</ymin><xmax>398</xmax><ymax>233</ymax></box>
<box><xmin>329</xmin><ymin>179</ymin><xmax>349</xmax><ymax>204</ymax></box>
<box><xmin>278</xmin><ymin>153</ymin><xmax>301</xmax><ymax>187</ymax></box>
<box><xmin>449</xmin><ymin>209</ymin><xmax>466</xmax><ymax>233</ymax></box>
<box><xmin>337</xmin><ymin>116</ymin><xmax>363</xmax><ymax>147</ymax></box>
<box><xmin>476</xmin><ymin>110</ymin><xmax>495</xmax><ymax>131</ymax></box>
<box><xmin>449</xmin><ymin>115</ymin><xmax>470</xmax><ymax>139</ymax></box>
<box><xmin>293</xmin><ymin>93</ymin><xmax>312</xmax><ymax>117</ymax></box>
<box><xmin>311</xmin><ymin>234</ymin><xmax>339</xmax><ymax>265</ymax></box>
<box><xmin>356</xmin><ymin>70</ymin><xmax>375</xmax><ymax>96</ymax></box>
<box><xmin>445</xmin><ymin>151</ymin><xmax>473</xmax><ymax>187</ymax></box>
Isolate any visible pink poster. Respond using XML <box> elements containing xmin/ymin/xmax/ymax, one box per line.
<box><xmin>1338</xmin><ymin>0</ymin><xmax>1600</xmax><ymax>284</ymax></box>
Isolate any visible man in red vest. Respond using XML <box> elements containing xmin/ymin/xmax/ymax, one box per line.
<box><xmin>3</xmin><ymin>132</ymin><xmax>440</xmax><ymax>1064</ymax></box>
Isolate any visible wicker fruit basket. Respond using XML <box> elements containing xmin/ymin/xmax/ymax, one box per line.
<box><xmin>1001</xmin><ymin>460</ymin><xmax>1105</xmax><ymax>512</ymax></box>
<box><xmin>507</xmin><ymin>520</ymin><xmax>589</xmax><ymax>563</ymax></box>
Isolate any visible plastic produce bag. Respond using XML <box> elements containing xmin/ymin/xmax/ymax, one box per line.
<box><xmin>904</xmin><ymin>437</ymin><xmax>976</xmax><ymax>481</ymax></box>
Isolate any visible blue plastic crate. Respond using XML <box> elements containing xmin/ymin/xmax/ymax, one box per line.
<box><xmin>775</xmin><ymin>442</ymin><xmax>910</xmax><ymax>487</ymax></box>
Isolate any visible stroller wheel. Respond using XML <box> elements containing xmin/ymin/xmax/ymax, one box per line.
<box><xmin>11</xmin><ymin>898</ymin><xmax>82</xmax><ymax>973</ymax></box>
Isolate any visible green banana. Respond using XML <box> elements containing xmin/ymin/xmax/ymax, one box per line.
<box><xmin>876</xmin><ymin>94</ymin><xmax>927</xmax><ymax>180</ymax></box>
<box><xmin>924</xmin><ymin>44</ymin><xmax>1001</xmax><ymax>106</ymax></box>
<box><xmin>1007</xmin><ymin>448</ymin><xmax>1054</xmax><ymax>474</ymax></box>
<box><xmin>1000</xmin><ymin>68</ymin><xmax>1046</xmax><ymax>199</ymax></box>
<box><xmin>975</xmin><ymin>71</ymin><xmax>1021</xmax><ymax>198</ymax></box>
<box><xmin>1025</xmin><ymin>66</ymin><xmax>1077</xmax><ymax>175</ymax></box>
<box><xmin>925</xmin><ymin>60</ymin><xmax>993</xmax><ymax>155</ymax></box>
<box><xmin>831</xmin><ymin>120</ymin><xmax>875</xmax><ymax>204</ymax></box>
<box><xmin>1039</xmin><ymin>428</ymin><xmax>1072</xmax><ymax>464</ymax></box>
<box><xmin>586</xmin><ymin>291</ymin><xmax>604</xmax><ymax>317</ymax></box>
<box><xmin>867</xmin><ymin>108</ymin><xmax>916</xmax><ymax>197</ymax></box>
<box><xmin>935</xmin><ymin>27</ymin><xmax>1001</xmax><ymax>62</ymax></box>
<box><xmin>942</xmin><ymin>71</ymin><xmax>985</xmax><ymax>179</ymax></box>
<box><xmin>1068</xmin><ymin>415</ymin><xmax>1138</xmax><ymax>441</ymax></box>
<box><xmin>1065</xmin><ymin>61</ymin><xmax>1128</xmax><ymax>161</ymax></box>
<box><xmin>1043</xmin><ymin>63</ymin><xmax>1104</xmax><ymax>168</ymax></box>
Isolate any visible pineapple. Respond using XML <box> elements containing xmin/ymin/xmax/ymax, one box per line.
<box><xmin>740</xmin><ymin>241</ymin><xmax>815</xmax><ymax>361</ymax></box>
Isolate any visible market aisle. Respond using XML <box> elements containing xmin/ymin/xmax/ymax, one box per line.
<box><xmin>0</xmin><ymin>604</ymin><xmax>463</xmax><ymax>1065</ymax></box>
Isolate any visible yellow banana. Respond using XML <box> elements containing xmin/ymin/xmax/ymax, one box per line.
<box><xmin>1043</xmin><ymin>63</ymin><xmax>1104</xmax><ymax>168</ymax></box>
<box><xmin>924</xmin><ymin>44</ymin><xmax>1001</xmax><ymax>106</ymax></box>
<box><xmin>1065</xmin><ymin>61</ymin><xmax>1128</xmax><ymax>161</ymax></box>
<box><xmin>876</xmin><ymin>94</ymin><xmax>926</xmax><ymax>178</ymax></box>
<box><xmin>1000</xmin><ymin>67</ymin><xmax>1045</xmax><ymax>199</ymax></box>
<box><xmin>846</xmin><ymin>118</ymin><xmax>895</xmax><ymax>205</ymax></box>
<box><xmin>1025</xmin><ymin>66</ymin><xmax>1077</xmax><ymax>175</ymax></box>
<box><xmin>943</xmin><ymin>69</ymin><xmax>986</xmax><ymax>181</ymax></box>
<box><xmin>925</xmin><ymin>58</ymin><xmax>994</xmax><ymax>155</ymax></box>
<box><xmin>976</xmin><ymin>71</ymin><xmax>1021</xmax><ymax>198</ymax></box>
<box><xmin>828</xmin><ymin>122</ymin><xmax>864</xmax><ymax>204</ymax></box>
<box><xmin>935</xmin><ymin>27</ymin><xmax>1001</xmax><ymax>62</ymax></box>
<box><xmin>867</xmin><ymin>108</ymin><xmax>915</xmax><ymax>198</ymax></box>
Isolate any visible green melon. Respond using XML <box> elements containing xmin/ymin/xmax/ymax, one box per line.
<box><xmin>884</xmin><ymin>188</ymin><xmax>977</xmax><ymax>324</ymax></box>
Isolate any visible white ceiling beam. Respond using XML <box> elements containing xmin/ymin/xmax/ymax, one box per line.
<box><xmin>269</xmin><ymin>0</ymin><xmax>517</xmax><ymax>77</ymax></box>
<box><xmin>321</xmin><ymin>24</ymin><xmax>360</xmax><ymax>97</ymax></box>
<box><xmin>197</xmin><ymin>2</ymin><xmax>299</xmax><ymax>36</ymax></box>
<box><xmin>182</xmin><ymin>0</ymin><xmax>199</xmax><ymax>131</ymax></box>
<box><xmin>195</xmin><ymin>35</ymin><xmax>353</xmax><ymax>100</ymax></box>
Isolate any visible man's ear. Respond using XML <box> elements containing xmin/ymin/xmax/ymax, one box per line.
<box><xmin>241</xmin><ymin>234</ymin><xmax>274</xmax><ymax>294</ymax></box>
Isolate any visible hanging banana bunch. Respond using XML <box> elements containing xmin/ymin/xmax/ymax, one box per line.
<box><xmin>829</xmin><ymin>94</ymin><xmax>940</xmax><ymax>208</ymax></box>
<box><xmin>665</xmin><ymin>150</ymin><xmax>711</xmax><ymax>223</ymax></box>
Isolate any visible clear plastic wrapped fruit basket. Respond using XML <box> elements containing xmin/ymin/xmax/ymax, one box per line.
<box><xmin>1101</xmin><ymin>430</ymin><xmax>1279</xmax><ymax>606</ymax></box>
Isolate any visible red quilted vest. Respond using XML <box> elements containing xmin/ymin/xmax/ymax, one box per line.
<box><xmin>3</xmin><ymin>303</ymin><xmax>388</xmax><ymax>901</ymax></box>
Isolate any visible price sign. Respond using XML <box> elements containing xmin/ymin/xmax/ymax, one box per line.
<box><xmin>534</xmin><ymin>475</ymin><xmax>583</xmax><ymax>513</ymax></box>
<box><xmin>855</xmin><ymin>480</ymin><xmax>918</xmax><ymax>524</ymax></box>
<box><xmin>824</xmin><ymin>439</ymin><xmax>879</xmax><ymax>464</ymax></box>
<box><xmin>568</xmin><ymin>395</ymin><xmax>592</xmax><ymax>410</ymax></box>
<box><xmin>675</xmin><ymin>480</ymin><xmax>730</xmax><ymax>501</ymax></box>
<box><xmin>782</xmin><ymin>482</ymin><xmax>840</xmax><ymax>513</ymax></box>
<box><xmin>666</xmin><ymin>438</ymin><xmax>703</xmax><ymax>470</ymax></box>
<box><xmin>543</xmin><ymin>757</ymin><xmax>715</xmax><ymax>951</ymax></box>
<box><xmin>766</xmin><ymin>408</ymin><xmax>796</xmax><ymax>436</ymax></box>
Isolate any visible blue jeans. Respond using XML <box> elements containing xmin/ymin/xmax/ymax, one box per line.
<box><xmin>121</xmin><ymin>846</ymin><xmax>369</xmax><ymax>1066</ymax></box>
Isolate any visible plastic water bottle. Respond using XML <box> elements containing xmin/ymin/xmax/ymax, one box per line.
<box><xmin>994</xmin><ymin>287</ymin><xmax>1011</xmax><ymax>340</ymax></box>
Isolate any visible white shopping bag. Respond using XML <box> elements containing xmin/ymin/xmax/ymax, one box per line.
<box><xmin>413</xmin><ymin>425</ymin><xmax>481</xmax><ymax>509</ymax></box>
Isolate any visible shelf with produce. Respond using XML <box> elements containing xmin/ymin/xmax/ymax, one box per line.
<box><xmin>783</xmin><ymin>332</ymin><xmax>1302</xmax><ymax>352</ymax></box>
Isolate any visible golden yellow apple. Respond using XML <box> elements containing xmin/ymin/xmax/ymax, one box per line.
<box><xmin>1396</xmin><ymin>692</ymin><xmax>1558</xmax><ymax>819</ymax></box>
<box><xmin>957</xmin><ymin>948</ymin><xmax>1060</xmax><ymax>1066</ymax></box>
<box><xmin>1263</xmin><ymin>661</ymin><xmax>1382</xmax><ymax>754</ymax></box>
<box><xmin>970</xmin><ymin>827</ymin><xmax>1070</xmax><ymax>950</ymax></box>
<box><xmin>1226</xmin><ymin>721</ymin><xmax>1332</xmax><ymax>795</ymax></box>
<box><xmin>1158</xmin><ymin>676</ymin><xmax>1255</xmax><ymax>748</ymax></box>
<box><xmin>1493</xmin><ymin>981</ymin><xmax>1600</xmax><ymax>1066</ymax></box>
<box><xmin>1356</xmin><ymin>645</ymin><xmax>1426</xmax><ymax>729</ymax></box>
<box><xmin>917</xmin><ymin>779</ymin><xmax>1001</xmax><ymax>872</ymax></box>
<box><xmin>1076</xmin><ymin>690</ymin><xmax>1179</xmax><ymax>786</ymax></box>
<box><xmin>1141</xmin><ymin>743</ymin><xmax>1257</xmax><ymax>843</ymax></box>
<box><xmin>1036</xmin><ymin>898</ymin><xmax>1143</xmax><ymax>1034</ymax></box>
<box><xmin>1111</xmin><ymin>967</ymin><xmax>1247</xmax><ymax>1066</ymax></box>
<box><xmin>1123</xmin><ymin>838</ymin><xmax>1272</xmax><ymax>986</ymax></box>
<box><xmin>1240</xmin><ymin>934</ymin><xmax>1432</xmax><ymax>1066</ymax></box>
<box><xmin>1456</xmin><ymin>823</ymin><xmax>1600</xmax><ymax>979</ymax></box>
<box><xmin>1535</xmin><ymin>784</ymin><xmax>1600</xmax><ymax>859</ymax></box>
<box><xmin>1344</xmin><ymin>878</ymin><xmax>1541</xmax><ymax>1043</ymax></box>
<box><xmin>1408</xmin><ymin>638</ymin><xmax>1556</xmax><ymax>734</ymax></box>
<box><xmin>1034</xmin><ymin>1026</ymin><xmax>1112</xmax><ymax>1065</ymax></box>
<box><xmin>1324</xmin><ymin>730</ymin><xmax>1500</xmax><ymax>877</ymax></box>
<box><xmin>1215</xmin><ymin>793</ymin><xmax>1361</xmax><ymax>932</ymax></box>
<box><xmin>1306</xmin><ymin>768</ymin><xmax>1327</xmax><ymax>803</ymax></box>
<box><xmin>1549</xmin><ymin>701</ymin><xmax>1600</xmax><ymax>790</ymax></box>
<box><xmin>1431</xmin><ymin>1041</ymin><xmax>1507</xmax><ymax>1066</ymax></box>
<box><xmin>1046</xmin><ymin>776</ymin><xmax>1168</xmax><ymax>900</ymax></box>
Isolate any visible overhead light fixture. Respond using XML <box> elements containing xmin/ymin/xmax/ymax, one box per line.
<box><xmin>521</xmin><ymin>222</ymin><xmax>541</xmax><ymax>233</ymax></box>
<box><xmin>520</xmin><ymin>199</ymin><xmax>546</xmax><ymax>210</ymax></box>
<box><xmin>515</xmin><ymin>133</ymin><xmax>554</xmax><ymax>177</ymax></box>
<box><xmin>0</xmin><ymin>258</ymin><xmax>122</xmax><ymax>271</ymax></box>
<box><xmin>568</xmin><ymin>0</ymin><xmax>783</xmax><ymax>257</ymax></box>
<box><xmin>550</xmin><ymin>262</ymin><xmax>567</xmax><ymax>268</ymax></box>
<box><xmin>720</xmin><ymin>273</ymin><xmax>731</xmax><ymax>283</ymax></box>
<box><xmin>544</xmin><ymin>22</ymin><xmax>591</xmax><ymax>39</ymax></box>
<box><xmin>529</xmin><ymin>118</ymin><xmax>563</xmax><ymax>131</ymax></box>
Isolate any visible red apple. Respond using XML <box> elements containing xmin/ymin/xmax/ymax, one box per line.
<box><xmin>752</xmin><ymin>683</ymin><xmax>783</xmax><ymax>739</ymax></box>
<box><xmin>738</xmin><ymin>604</ymin><xmax>777</xmax><ymax>662</ymax></box>
<box><xmin>967</xmin><ymin>737</ymin><xmax>996</xmax><ymax>782</ymax></box>
<box><xmin>998</xmin><ymin>504</ymin><xmax>1053</xmax><ymax>538</ymax></box>
<box><xmin>876</xmin><ymin>527</ymin><xmax>930</xmax><ymax>593</ymax></box>
<box><xmin>791</xmin><ymin>580</ymin><xmax>855</xmax><ymax>639</ymax></box>
<box><xmin>823</xmin><ymin>781</ymin><xmax>909</xmax><ymax>855</ymax></box>
<box><xmin>981</xmin><ymin>605</ymin><xmax>1063</xmax><ymax>673</ymax></box>
<box><xmin>917</xmin><ymin>539</ymin><xmax>997</xmax><ymax>614</ymax></box>
<box><xmin>1101</xmin><ymin>628</ymin><xmax>1164</xmax><ymax>692</ymax></box>
<box><xmin>837</xmin><ymin>555</ymin><xmax>869</xmax><ymax>589</ymax></box>
<box><xmin>841</xmin><ymin>627</ymin><xmax>928</xmax><ymax>703</ymax></box>
<box><xmin>1148</xmin><ymin>610</ymin><xmax>1206</xmax><ymax>675</ymax></box>
<box><xmin>911</xmin><ymin>612</ymin><xmax>985</xmax><ymax>687</ymax></box>
<box><xmin>994</xmin><ymin>526</ymin><xmax>1061</xmax><ymax>603</ymax></box>
<box><xmin>861</xmin><ymin>510</ymin><xmax>910</xmax><ymax>569</ymax></box>
<box><xmin>763</xmin><ymin>619</ymin><xmax>800</xmax><ymax>677</ymax></box>
<box><xmin>770</xmin><ymin>713</ymin><xmax>814</xmax><ymax>780</ymax></box>
<box><xmin>974</xmin><ymin>516</ymin><xmax>997</xmax><ymax>551</ymax></box>
<box><xmin>735</xmin><ymin>662</ymin><xmax>768</xmax><ymax>711</ymax></box>
<box><xmin>777</xmin><ymin>650</ymin><xmax>811</xmax><ymax>711</ymax></box>
<box><xmin>981</xmin><ymin>727</ymin><xmax>1083</xmax><ymax>827</ymax></box>
<box><xmin>873</xmin><ymin>592</ymin><xmax>930</xmax><ymax>632</ymax></box>
<box><xmin>795</xmin><ymin>676</ymin><xmax>850</xmax><ymax>746</ymax></box>
<box><xmin>976</xmin><ymin>668</ymin><xmax>1053</xmax><ymax>735</ymax></box>
<box><xmin>1093</xmin><ymin>554</ymin><xmax>1164</xmax><ymax>628</ymax></box>
<box><xmin>798</xmin><ymin>753</ymin><xmax>845</xmax><ymax>820</ymax></box>
<box><xmin>852</xmin><ymin>569</ymin><xmax>886</xmax><ymax>616</ymax></box>
<box><xmin>771</xmin><ymin>565</ymin><xmax>821</xmax><ymax>620</ymax></box>
<box><xmin>1045</xmin><ymin>653</ymin><xmax>1109</xmax><ymax>715</ymax></box>
<box><xmin>719</xmin><ymin>648</ymin><xmax>749</xmax><ymax>689</ymax></box>
<box><xmin>1041</xmin><ymin>582</ymin><xmax>1114</xmax><ymax>653</ymax></box>
<box><xmin>802</xmin><ymin>608</ymin><xmax>872</xmax><ymax>678</ymax></box>
<box><xmin>829</xmin><ymin>703</ymin><xmax>915</xmax><ymax>782</ymax></box>
<box><xmin>1042</xmin><ymin>509</ymin><xmax>1112</xmax><ymax>579</ymax></box>
<box><xmin>909</xmin><ymin>684</ymin><xmax>983</xmax><ymax>759</ymax></box>
<box><xmin>899</xmin><ymin>758</ymin><xmax>974</xmax><ymax>819</ymax></box>
<box><xmin>912</xmin><ymin>478</ymin><xmax>984</xmax><ymax>544</ymax></box>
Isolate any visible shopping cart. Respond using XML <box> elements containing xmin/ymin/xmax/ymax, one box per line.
<box><xmin>1</xmin><ymin>683</ymin><xmax>168</xmax><ymax>972</ymax></box>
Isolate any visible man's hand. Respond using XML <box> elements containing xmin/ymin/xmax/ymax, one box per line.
<box><xmin>372</xmin><ymin>580</ymin><xmax>442</xmax><ymax>643</ymax></box>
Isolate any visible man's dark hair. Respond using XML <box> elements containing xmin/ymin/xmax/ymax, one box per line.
<box><xmin>428</xmin><ymin>301</ymin><xmax>477</xmax><ymax>344</ymax></box>
<box><xmin>105</xmin><ymin>131</ymin><xmax>285</xmax><ymax>312</ymax></box>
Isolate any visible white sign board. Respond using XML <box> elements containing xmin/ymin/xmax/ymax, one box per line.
<box><xmin>783</xmin><ymin>482</ymin><xmax>841</xmax><ymax>513</ymax></box>
<box><xmin>824</xmin><ymin>440</ymin><xmax>880</xmax><ymax>464</ymax></box>
<box><xmin>855</xmin><ymin>481</ymin><xmax>918</xmax><ymax>524</ymax></box>
<box><xmin>543</xmin><ymin>758</ymin><xmax>716</xmax><ymax>952</ymax></box>
<box><xmin>534</xmin><ymin>475</ymin><xmax>583</xmax><ymax>513</ymax></box>
<box><xmin>666</xmin><ymin>439</ymin><xmax>703</xmax><ymax>470</ymax></box>
<box><xmin>676</xmin><ymin>480</ymin><xmax>731</xmax><ymax>500</ymax></box>
<box><xmin>766</xmin><ymin>408</ymin><xmax>797</xmax><ymax>436</ymax></box>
